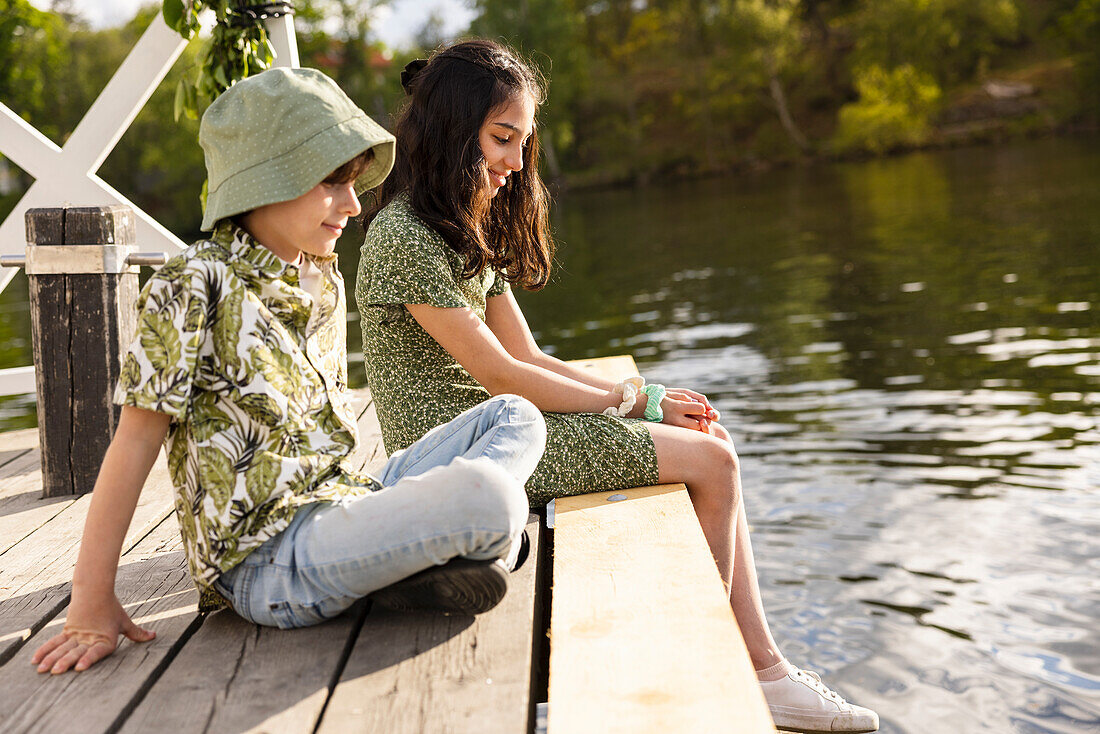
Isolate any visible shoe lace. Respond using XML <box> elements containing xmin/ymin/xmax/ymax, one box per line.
<box><xmin>794</xmin><ymin>669</ymin><xmax>847</xmax><ymax>705</ymax></box>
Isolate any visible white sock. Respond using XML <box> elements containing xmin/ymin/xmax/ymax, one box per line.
<box><xmin>755</xmin><ymin>659</ymin><xmax>794</xmax><ymax>682</ymax></box>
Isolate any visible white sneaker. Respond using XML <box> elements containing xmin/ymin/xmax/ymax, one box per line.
<box><xmin>759</xmin><ymin>668</ymin><xmax>879</xmax><ymax>733</ymax></box>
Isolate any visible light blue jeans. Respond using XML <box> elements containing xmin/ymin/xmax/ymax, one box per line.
<box><xmin>213</xmin><ymin>394</ymin><xmax>546</xmax><ymax>629</ymax></box>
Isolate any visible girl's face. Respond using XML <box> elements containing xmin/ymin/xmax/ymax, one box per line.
<box><xmin>477</xmin><ymin>93</ymin><xmax>535</xmax><ymax>197</ymax></box>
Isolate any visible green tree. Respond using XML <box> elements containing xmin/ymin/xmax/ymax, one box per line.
<box><xmin>832</xmin><ymin>63</ymin><xmax>941</xmax><ymax>153</ymax></box>
<box><xmin>0</xmin><ymin>0</ymin><xmax>72</xmax><ymax>143</ymax></box>
<box><xmin>849</xmin><ymin>0</ymin><xmax>1020</xmax><ymax>85</ymax></box>
<box><xmin>724</xmin><ymin>0</ymin><xmax>811</xmax><ymax>153</ymax></box>
<box><xmin>1056</xmin><ymin>0</ymin><xmax>1100</xmax><ymax>119</ymax></box>
<box><xmin>294</xmin><ymin>0</ymin><xmax>407</xmax><ymax>126</ymax></box>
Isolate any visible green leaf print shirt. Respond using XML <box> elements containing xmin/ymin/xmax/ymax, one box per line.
<box><xmin>115</xmin><ymin>221</ymin><xmax>377</xmax><ymax>612</ymax></box>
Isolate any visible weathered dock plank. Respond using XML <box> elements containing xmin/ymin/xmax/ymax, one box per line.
<box><xmin>0</xmin><ymin>448</ymin><xmax>76</xmax><ymax>557</ymax></box>
<box><xmin>318</xmin><ymin>512</ymin><xmax>546</xmax><ymax>734</ymax></box>
<box><xmin>120</xmin><ymin>604</ymin><xmax>364</xmax><ymax>734</ymax></box>
<box><xmin>0</xmin><ymin>515</ymin><xmax>199</xmax><ymax>734</ymax></box>
<box><xmin>0</xmin><ymin>459</ymin><xmax>174</xmax><ymax>664</ymax></box>
<box><xmin>0</xmin><ymin>428</ymin><xmax>39</xmax><ymax>473</ymax></box>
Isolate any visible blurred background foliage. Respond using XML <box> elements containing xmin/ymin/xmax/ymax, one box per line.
<box><xmin>1</xmin><ymin>0</ymin><xmax>1098</xmax><ymax>240</ymax></box>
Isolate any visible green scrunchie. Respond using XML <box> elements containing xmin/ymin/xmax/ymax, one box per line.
<box><xmin>641</xmin><ymin>383</ymin><xmax>666</xmax><ymax>422</ymax></box>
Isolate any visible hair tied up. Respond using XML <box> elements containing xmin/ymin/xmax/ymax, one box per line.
<box><xmin>400</xmin><ymin>59</ymin><xmax>429</xmax><ymax>95</ymax></box>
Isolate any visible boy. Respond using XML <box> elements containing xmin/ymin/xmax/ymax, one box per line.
<box><xmin>31</xmin><ymin>67</ymin><xmax>545</xmax><ymax>675</ymax></box>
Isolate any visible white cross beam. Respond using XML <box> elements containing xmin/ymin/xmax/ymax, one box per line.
<box><xmin>0</xmin><ymin>13</ymin><xmax>300</xmax><ymax>295</ymax></box>
<box><xmin>0</xmin><ymin>16</ymin><xmax>187</xmax><ymax>293</ymax></box>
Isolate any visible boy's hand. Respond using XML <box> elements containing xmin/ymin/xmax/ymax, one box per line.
<box><xmin>31</xmin><ymin>589</ymin><xmax>155</xmax><ymax>674</ymax></box>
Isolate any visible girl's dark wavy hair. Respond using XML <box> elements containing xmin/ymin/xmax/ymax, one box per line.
<box><xmin>364</xmin><ymin>39</ymin><xmax>553</xmax><ymax>290</ymax></box>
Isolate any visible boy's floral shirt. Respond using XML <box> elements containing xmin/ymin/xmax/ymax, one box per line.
<box><xmin>115</xmin><ymin>221</ymin><xmax>378</xmax><ymax>612</ymax></box>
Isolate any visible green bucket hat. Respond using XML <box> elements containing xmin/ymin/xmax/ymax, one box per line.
<box><xmin>198</xmin><ymin>67</ymin><xmax>396</xmax><ymax>231</ymax></box>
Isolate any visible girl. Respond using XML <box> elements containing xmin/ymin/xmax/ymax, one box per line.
<box><xmin>356</xmin><ymin>40</ymin><xmax>879</xmax><ymax>734</ymax></box>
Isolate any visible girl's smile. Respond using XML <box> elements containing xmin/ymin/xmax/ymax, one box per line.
<box><xmin>478</xmin><ymin>94</ymin><xmax>535</xmax><ymax>198</ymax></box>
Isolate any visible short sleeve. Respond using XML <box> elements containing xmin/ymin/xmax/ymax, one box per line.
<box><xmin>487</xmin><ymin>270</ymin><xmax>511</xmax><ymax>298</ymax></box>
<box><xmin>356</xmin><ymin>201</ymin><xmax>468</xmax><ymax>310</ymax></box>
<box><xmin>114</xmin><ymin>257</ymin><xmax>209</xmax><ymax>420</ymax></box>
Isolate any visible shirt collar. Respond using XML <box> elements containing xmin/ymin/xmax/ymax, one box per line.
<box><xmin>213</xmin><ymin>220</ymin><xmax>291</xmax><ymax>278</ymax></box>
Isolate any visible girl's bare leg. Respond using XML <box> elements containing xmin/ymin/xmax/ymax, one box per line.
<box><xmin>644</xmin><ymin>421</ymin><xmax>784</xmax><ymax>670</ymax></box>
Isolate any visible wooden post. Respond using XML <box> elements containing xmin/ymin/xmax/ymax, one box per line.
<box><xmin>25</xmin><ymin>206</ymin><xmax>139</xmax><ymax>497</ymax></box>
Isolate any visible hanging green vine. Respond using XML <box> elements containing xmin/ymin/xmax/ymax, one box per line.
<box><xmin>162</xmin><ymin>0</ymin><xmax>291</xmax><ymax>120</ymax></box>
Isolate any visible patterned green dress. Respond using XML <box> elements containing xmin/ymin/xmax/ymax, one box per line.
<box><xmin>355</xmin><ymin>195</ymin><xmax>659</xmax><ymax>507</ymax></box>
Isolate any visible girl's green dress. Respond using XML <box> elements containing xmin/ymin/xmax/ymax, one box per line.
<box><xmin>355</xmin><ymin>195</ymin><xmax>659</xmax><ymax>507</ymax></box>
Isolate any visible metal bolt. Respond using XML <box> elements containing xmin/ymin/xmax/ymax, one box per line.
<box><xmin>125</xmin><ymin>252</ymin><xmax>168</xmax><ymax>267</ymax></box>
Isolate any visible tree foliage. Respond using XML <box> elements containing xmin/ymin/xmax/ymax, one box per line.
<box><xmin>833</xmin><ymin>64</ymin><xmax>942</xmax><ymax>153</ymax></box>
<box><xmin>1057</xmin><ymin>0</ymin><xmax>1100</xmax><ymax>118</ymax></box>
<box><xmin>162</xmin><ymin>0</ymin><xmax>278</xmax><ymax>119</ymax></box>
<box><xmin>0</xmin><ymin>0</ymin><xmax>72</xmax><ymax>142</ymax></box>
<box><xmin>0</xmin><ymin>0</ymin><xmax>1092</xmax><ymax>232</ymax></box>
<box><xmin>848</xmin><ymin>0</ymin><xmax>1020</xmax><ymax>85</ymax></box>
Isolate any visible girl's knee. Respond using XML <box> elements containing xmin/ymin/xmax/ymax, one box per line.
<box><xmin>699</xmin><ymin>439</ymin><xmax>741</xmax><ymax>506</ymax></box>
<box><xmin>695</xmin><ymin>433</ymin><xmax>739</xmax><ymax>479</ymax></box>
<box><xmin>710</xmin><ymin>422</ymin><xmax>735</xmax><ymax>446</ymax></box>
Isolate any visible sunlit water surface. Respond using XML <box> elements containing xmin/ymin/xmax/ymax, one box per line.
<box><xmin>0</xmin><ymin>137</ymin><xmax>1097</xmax><ymax>733</ymax></box>
<box><xmin>512</xmin><ymin>138</ymin><xmax>1100</xmax><ymax>734</ymax></box>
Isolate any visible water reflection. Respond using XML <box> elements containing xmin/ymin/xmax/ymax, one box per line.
<box><xmin>515</xmin><ymin>138</ymin><xmax>1100</xmax><ymax>732</ymax></box>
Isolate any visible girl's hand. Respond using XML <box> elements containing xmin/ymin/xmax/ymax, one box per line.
<box><xmin>666</xmin><ymin>387</ymin><xmax>720</xmax><ymax>421</ymax></box>
<box><xmin>31</xmin><ymin>587</ymin><xmax>155</xmax><ymax>674</ymax></box>
<box><xmin>663</xmin><ymin>388</ymin><xmax>719</xmax><ymax>432</ymax></box>
<box><xmin>659</xmin><ymin>391</ymin><xmax>717</xmax><ymax>432</ymax></box>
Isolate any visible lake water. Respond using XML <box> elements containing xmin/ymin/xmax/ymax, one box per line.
<box><xmin>2</xmin><ymin>137</ymin><xmax>1098</xmax><ymax>732</ymax></box>
<box><xmin>515</xmin><ymin>138</ymin><xmax>1100</xmax><ymax>733</ymax></box>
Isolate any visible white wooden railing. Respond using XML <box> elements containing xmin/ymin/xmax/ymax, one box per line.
<box><xmin>0</xmin><ymin>14</ymin><xmax>299</xmax><ymax>396</ymax></box>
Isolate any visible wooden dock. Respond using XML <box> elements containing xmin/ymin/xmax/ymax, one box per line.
<box><xmin>0</xmin><ymin>358</ymin><xmax>778</xmax><ymax>733</ymax></box>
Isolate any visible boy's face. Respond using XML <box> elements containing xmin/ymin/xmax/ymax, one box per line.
<box><xmin>241</xmin><ymin>180</ymin><xmax>362</xmax><ymax>262</ymax></box>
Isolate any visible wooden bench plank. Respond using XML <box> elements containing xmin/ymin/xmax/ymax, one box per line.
<box><xmin>347</xmin><ymin>385</ymin><xmax>372</xmax><ymax>420</ymax></box>
<box><xmin>546</xmin><ymin>355</ymin><xmax>775</xmax><ymax>733</ymax></box>
<box><xmin>318</xmin><ymin>512</ymin><xmax>546</xmax><ymax>734</ymax></box>
<box><xmin>547</xmin><ymin>486</ymin><xmax>775</xmax><ymax>733</ymax></box>
<box><xmin>0</xmin><ymin>515</ymin><xmax>199</xmax><ymax>734</ymax></box>
<box><xmin>346</xmin><ymin>393</ymin><xmax>385</xmax><ymax>477</ymax></box>
<box><xmin>0</xmin><ymin>455</ymin><xmax>174</xmax><ymax>664</ymax></box>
